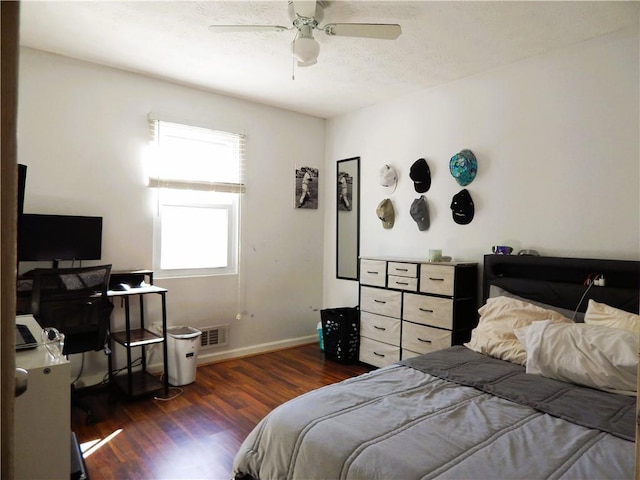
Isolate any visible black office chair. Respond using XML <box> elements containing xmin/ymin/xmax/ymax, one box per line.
<box><xmin>30</xmin><ymin>264</ymin><xmax>113</xmax><ymax>425</ymax></box>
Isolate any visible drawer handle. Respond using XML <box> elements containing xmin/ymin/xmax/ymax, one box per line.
<box><xmin>374</xmin><ymin>299</ymin><xmax>387</xmax><ymax>304</ymax></box>
<box><xmin>367</xmin><ymin>271</ymin><xmax>379</xmax><ymax>274</ymax></box>
<box><xmin>418</xmin><ymin>338</ymin><xmax>432</xmax><ymax>344</ymax></box>
<box><xmin>373</xmin><ymin>352</ymin><xmax>386</xmax><ymax>357</ymax></box>
<box><xmin>429</xmin><ymin>277</ymin><xmax>445</xmax><ymax>281</ymax></box>
<box><xmin>395</xmin><ymin>281</ymin><xmax>409</xmax><ymax>286</ymax></box>
<box><xmin>419</xmin><ymin>308</ymin><xmax>434</xmax><ymax>313</ymax></box>
<box><xmin>396</xmin><ymin>268</ymin><xmax>409</xmax><ymax>272</ymax></box>
<box><xmin>373</xmin><ymin>325</ymin><xmax>386</xmax><ymax>331</ymax></box>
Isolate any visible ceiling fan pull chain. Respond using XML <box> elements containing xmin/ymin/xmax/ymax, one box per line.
<box><xmin>291</xmin><ymin>43</ymin><xmax>296</xmax><ymax>81</ymax></box>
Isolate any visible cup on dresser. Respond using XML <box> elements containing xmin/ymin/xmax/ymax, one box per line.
<box><xmin>428</xmin><ymin>249</ymin><xmax>443</xmax><ymax>262</ymax></box>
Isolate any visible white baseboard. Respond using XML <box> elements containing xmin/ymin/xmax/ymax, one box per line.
<box><xmin>75</xmin><ymin>334</ymin><xmax>318</xmax><ymax>389</ymax></box>
<box><xmin>196</xmin><ymin>334</ymin><xmax>317</xmax><ymax>365</ymax></box>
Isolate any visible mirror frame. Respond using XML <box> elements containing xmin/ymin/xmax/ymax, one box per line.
<box><xmin>336</xmin><ymin>156</ymin><xmax>360</xmax><ymax>280</ymax></box>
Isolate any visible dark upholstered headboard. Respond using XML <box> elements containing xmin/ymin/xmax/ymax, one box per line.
<box><xmin>483</xmin><ymin>255</ymin><xmax>640</xmax><ymax>314</ymax></box>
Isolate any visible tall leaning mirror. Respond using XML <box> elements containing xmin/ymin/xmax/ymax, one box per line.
<box><xmin>336</xmin><ymin>157</ymin><xmax>360</xmax><ymax>280</ymax></box>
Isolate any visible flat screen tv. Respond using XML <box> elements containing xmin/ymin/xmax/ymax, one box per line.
<box><xmin>17</xmin><ymin>164</ymin><xmax>26</xmax><ymax>215</ymax></box>
<box><xmin>18</xmin><ymin>214</ymin><xmax>103</xmax><ymax>266</ymax></box>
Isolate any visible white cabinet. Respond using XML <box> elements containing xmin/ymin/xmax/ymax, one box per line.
<box><xmin>403</xmin><ymin>293</ymin><xmax>453</xmax><ymax>329</ymax></box>
<box><xmin>359</xmin><ymin>261</ymin><xmax>415</xmax><ymax>368</ymax></box>
<box><xmin>358</xmin><ymin>257</ymin><xmax>478</xmax><ymax>368</ymax></box>
<box><xmin>360</xmin><ymin>259</ymin><xmax>387</xmax><ymax>287</ymax></box>
<box><xmin>15</xmin><ymin>315</ymin><xmax>70</xmax><ymax>480</ymax></box>
<box><xmin>401</xmin><ymin>320</ymin><xmax>452</xmax><ymax>355</ymax></box>
<box><xmin>360</xmin><ymin>286</ymin><xmax>402</xmax><ymax>318</ymax></box>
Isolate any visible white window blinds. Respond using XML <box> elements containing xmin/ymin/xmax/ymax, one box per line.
<box><xmin>148</xmin><ymin>117</ymin><xmax>246</xmax><ymax>193</ymax></box>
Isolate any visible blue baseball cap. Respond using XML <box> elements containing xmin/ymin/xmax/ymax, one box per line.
<box><xmin>449</xmin><ymin>150</ymin><xmax>477</xmax><ymax>186</ymax></box>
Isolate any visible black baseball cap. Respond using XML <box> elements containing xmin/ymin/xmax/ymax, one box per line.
<box><xmin>450</xmin><ymin>189</ymin><xmax>474</xmax><ymax>225</ymax></box>
<box><xmin>409</xmin><ymin>158</ymin><xmax>431</xmax><ymax>193</ymax></box>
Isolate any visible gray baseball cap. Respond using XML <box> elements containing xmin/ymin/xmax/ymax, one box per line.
<box><xmin>410</xmin><ymin>195</ymin><xmax>430</xmax><ymax>231</ymax></box>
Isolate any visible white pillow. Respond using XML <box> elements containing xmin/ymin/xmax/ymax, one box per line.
<box><xmin>489</xmin><ymin>285</ymin><xmax>584</xmax><ymax>322</ymax></box>
<box><xmin>464</xmin><ymin>296</ymin><xmax>573</xmax><ymax>365</ymax></box>
<box><xmin>515</xmin><ymin>321</ymin><xmax>638</xmax><ymax>396</ymax></box>
<box><xmin>584</xmin><ymin>299</ymin><xmax>639</xmax><ymax>334</ymax></box>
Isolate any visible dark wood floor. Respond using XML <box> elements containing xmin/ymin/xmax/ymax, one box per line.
<box><xmin>71</xmin><ymin>343</ymin><xmax>372</xmax><ymax>479</ymax></box>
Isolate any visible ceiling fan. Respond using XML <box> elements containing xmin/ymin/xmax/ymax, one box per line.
<box><xmin>208</xmin><ymin>0</ymin><xmax>402</xmax><ymax>67</ymax></box>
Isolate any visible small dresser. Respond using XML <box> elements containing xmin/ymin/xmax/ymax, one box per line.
<box><xmin>359</xmin><ymin>257</ymin><xmax>478</xmax><ymax>368</ymax></box>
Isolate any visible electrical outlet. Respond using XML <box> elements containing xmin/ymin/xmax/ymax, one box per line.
<box><xmin>151</xmin><ymin>322</ymin><xmax>162</xmax><ymax>333</ymax></box>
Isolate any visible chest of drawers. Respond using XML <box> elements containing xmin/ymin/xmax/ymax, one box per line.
<box><xmin>358</xmin><ymin>257</ymin><xmax>477</xmax><ymax>367</ymax></box>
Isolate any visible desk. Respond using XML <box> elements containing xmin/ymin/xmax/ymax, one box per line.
<box><xmin>16</xmin><ymin>269</ymin><xmax>170</xmax><ymax>399</ymax></box>
<box><xmin>15</xmin><ymin>315</ymin><xmax>71</xmax><ymax>479</ymax></box>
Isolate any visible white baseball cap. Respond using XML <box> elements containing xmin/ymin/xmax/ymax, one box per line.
<box><xmin>379</xmin><ymin>165</ymin><xmax>398</xmax><ymax>193</ymax></box>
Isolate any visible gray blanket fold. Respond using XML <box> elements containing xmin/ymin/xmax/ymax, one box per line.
<box><xmin>400</xmin><ymin>345</ymin><xmax>635</xmax><ymax>441</ymax></box>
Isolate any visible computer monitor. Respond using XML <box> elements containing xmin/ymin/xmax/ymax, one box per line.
<box><xmin>17</xmin><ymin>164</ymin><xmax>26</xmax><ymax>215</ymax></box>
<box><xmin>18</xmin><ymin>214</ymin><xmax>103</xmax><ymax>267</ymax></box>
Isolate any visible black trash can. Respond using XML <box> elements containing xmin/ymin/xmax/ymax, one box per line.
<box><xmin>320</xmin><ymin>307</ymin><xmax>360</xmax><ymax>364</ymax></box>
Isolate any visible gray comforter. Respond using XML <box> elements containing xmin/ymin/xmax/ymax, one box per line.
<box><xmin>233</xmin><ymin>347</ymin><xmax>634</xmax><ymax>480</ymax></box>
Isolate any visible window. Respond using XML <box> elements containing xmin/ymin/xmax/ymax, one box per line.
<box><xmin>148</xmin><ymin>118</ymin><xmax>245</xmax><ymax>278</ymax></box>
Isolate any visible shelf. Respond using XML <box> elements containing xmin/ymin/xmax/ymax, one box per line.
<box><xmin>111</xmin><ymin>370</ymin><xmax>165</xmax><ymax>397</ymax></box>
<box><xmin>112</xmin><ymin>269</ymin><xmax>153</xmax><ymax>277</ymax></box>
<box><xmin>109</xmin><ymin>269</ymin><xmax>155</xmax><ymax>292</ymax></box>
<box><xmin>107</xmin><ymin>285</ymin><xmax>167</xmax><ymax>297</ymax></box>
<box><xmin>107</xmin><ymin>269</ymin><xmax>169</xmax><ymax>399</ymax></box>
<box><xmin>111</xmin><ymin>328</ymin><xmax>164</xmax><ymax>347</ymax></box>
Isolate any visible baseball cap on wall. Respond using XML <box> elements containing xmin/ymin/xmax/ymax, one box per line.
<box><xmin>376</xmin><ymin>199</ymin><xmax>395</xmax><ymax>229</ymax></box>
<box><xmin>410</xmin><ymin>196</ymin><xmax>430</xmax><ymax>231</ymax></box>
<box><xmin>449</xmin><ymin>150</ymin><xmax>477</xmax><ymax>186</ymax></box>
<box><xmin>379</xmin><ymin>165</ymin><xmax>398</xmax><ymax>192</ymax></box>
<box><xmin>409</xmin><ymin>158</ymin><xmax>431</xmax><ymax>193</ymax></box>
<box><xmin>450</xmin><ymin>189</ymin><xmax>474</xmax><ymax>225</ymax></box>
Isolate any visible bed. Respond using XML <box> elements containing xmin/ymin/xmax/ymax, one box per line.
<box><xmin>233</xmin><ymin>254</ymin><xmax>640</xmax><ymax>480</ymax></box>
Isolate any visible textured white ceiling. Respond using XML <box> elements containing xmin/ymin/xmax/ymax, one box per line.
<box><xmin>19</xmin><ymin>1</ymin><xmax>639</xmax><ymax>119</ymax></box>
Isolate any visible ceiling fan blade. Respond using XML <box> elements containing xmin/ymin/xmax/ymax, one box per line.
<box><xmin>323</xmin><ymin>23</ymin><xmax>402</xmax><ymax>40</ymax></box>
<box><xmin>292</xmin><ymin>0</ymin><xmax>317</xmax><ymax>19</ymax></box>
<box><xmin>208</xmin><ymin>25</ymin><xmax>289</xmax><ymax>33</ymax></box>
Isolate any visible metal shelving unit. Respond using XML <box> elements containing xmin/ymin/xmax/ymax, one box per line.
<box><xmin>107</xmin><ymin>271</ymin><xmax>169</xmax><ymax>398</ymax></box>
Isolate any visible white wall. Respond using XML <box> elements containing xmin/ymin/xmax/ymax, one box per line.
<box><xmin>323</xmin><ymin>27</ymin><xmax>640</xmax><ymax>308</ymax></box>
<box><xmin>18</xmin><ymin>48</ymin><xmax>326</xmax><ymax>381</ymax></box>
<box><xmin>17</xmin><ymin>26</ymin><xmax>640</xmax><ymax>381</ymax></box>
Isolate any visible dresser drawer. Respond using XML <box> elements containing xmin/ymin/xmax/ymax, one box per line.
<box><xmin>359</xmin><ymin>337</ymin><xmax>400</xmax><ymax>368</ymax></box>
<box><xmin>401</xmin><ymin>322</ymin><xmax>452</xmax><ymax>355</ymax></box>
<box><xmin>420</xmin><ymin>264</ymin><xmax>455</xmax><ymax>296</ymax></box>
<box><xmin>360</xmin><ymin>311</ymin><xmax>400</xmax><ymax>345</ymax></box>
<box><xmin>388</xmin><ymin>275</ymin><xmax>418</xmax><ymax>292</ymax></box>
<box><xmin>403</xmin><ymin>293</ymin><xmax>453</xmax><ymax>329</ymax></box>
<box><xmin>360</xmin><ymin>259</ymin><xmax>387</xmax><ymax>287</ymax></box>
<box><xmin>360</xmin><ymin>286</ymin><xmax>401</xmax><ymax>318</ymax></box>
<box><xmin>401</xmin><ymin>349</ymin><xmax>423</xmax><ymax>361</ymax></box>
<box><xmin>388</xmin><ymin>262</ymin><xmax>417</xmax><ymax>278</ymax></box>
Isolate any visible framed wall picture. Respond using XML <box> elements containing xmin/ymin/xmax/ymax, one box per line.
<box><xmin>296</xmin><ymin>166</ymin><xmax>318</xmax><ymax>209</ymax></box>
<box><xmin>337</xmin><ymin>171</ymin><xmax>352</xmax><ymax>211</ymax></box>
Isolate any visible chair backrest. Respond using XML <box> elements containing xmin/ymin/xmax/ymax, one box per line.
<box><xmin>31</xmin><ymin>265</ymin><xmax>113</xmax><ymax>355</ymax></box>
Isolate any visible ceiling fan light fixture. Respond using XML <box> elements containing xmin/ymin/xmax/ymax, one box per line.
<box><xmin>292</xmin><ymin>36</ymin><xmax>320</xmax><ymax>65</ymax></box>
<box><xmin>297</xmin><ymin>58</ymin><xmax>317</xmax><ymax>67</ymax></box>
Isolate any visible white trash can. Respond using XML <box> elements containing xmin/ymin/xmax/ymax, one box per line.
<box><xmin>166</xmin><ymin>326</ymin><xmax>202</xmax><ymax>386</ymax></box>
